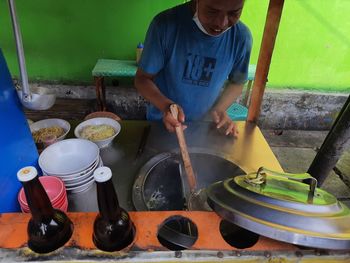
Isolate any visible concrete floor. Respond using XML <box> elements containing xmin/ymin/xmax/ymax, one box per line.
<box><xmin>262</xmin><ymin>129</ymin><xmax>350</xmax><ymax>207</ymax></box>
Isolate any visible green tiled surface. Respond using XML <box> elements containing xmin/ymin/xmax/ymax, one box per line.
<box><xmin>92</xmin><ymin>59</ymin><xmax>256</xmax><ymax>81</ymax></box>
<box><xmin>92</xmin><ymin>59</ymin><xmax>137</xmax><ymax>77</ymax></box>
<box><xmin>247</xmin><ymin>64</ymin><xmax>256</xmax><ymax>81</ymax></box>
<box><xmin>226</xmin><ymin>103</ymin><xmax>248</xmax><ymax>121</ymax></box>
<box><xmin>92</xmin><ymin>59</ymin><xmax>254</xmax><ymax>121</ymax></box>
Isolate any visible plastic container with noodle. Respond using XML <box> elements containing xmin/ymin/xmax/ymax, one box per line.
<box><xmin>74</xmin><ymin>117</ymin><xmax>121</xmax><ymax>148</ymax></box>
<box><xmin>30</xmin><ymin>118</ymin><xmax>70</xmax><ymax>147</ymax></box>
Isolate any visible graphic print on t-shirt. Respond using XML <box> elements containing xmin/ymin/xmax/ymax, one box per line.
<box><xmin>182</xmin><ymin>53</ymin><xmax>216</xmax><ymax>87</ymax></box>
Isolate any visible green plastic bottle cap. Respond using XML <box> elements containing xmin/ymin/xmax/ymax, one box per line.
<box><xmin>94</xmin><ymin>166</ymin><xmax>112</xmax><ymax>182</ymax></box>
<box><xmin>17</xmin><ymin>166</ymin><xmax>38</xmax><ymax>182</ymax></box>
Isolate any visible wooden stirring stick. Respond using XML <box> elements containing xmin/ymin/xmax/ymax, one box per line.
<box><xmin>169</xmin><ymin>104</ymin><xmax>196</xmax><ymax>192</ymax></box>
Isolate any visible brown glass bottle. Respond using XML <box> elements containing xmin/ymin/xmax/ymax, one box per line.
<box><xmin>93</xmin><ymin>167</ymin><xmax>135</xmax><ymax>252</ymax></box>
<box><xmin>17</xmin><ymin>166</ymin><xmax>74</xmax><ymax>254</ymax></box>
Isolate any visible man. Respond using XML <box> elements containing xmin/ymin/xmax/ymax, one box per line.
<box><xmin>135</xmin><ymin>0</ymin><xmax>252</xmax><ymax>136</ymax></box>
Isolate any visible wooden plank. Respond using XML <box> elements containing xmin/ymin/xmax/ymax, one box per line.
<box><xmin>321</xmin><ymin>170</ymin><xmax>350</xmax><ymax>199</ymax></box>
<box><xmin>336</xmin><ymin>150</ymin><xmax>350</xmax><ymax>188</ymax></box>
<box><xmin>262</xmin><ymin>130</ymin><xmax>328</xmax><ymax>148</ymax></box>
<box><xmin>24</xmin><ymin>98</ymin><xmax>97</xmax><ymax>121</ymax></box>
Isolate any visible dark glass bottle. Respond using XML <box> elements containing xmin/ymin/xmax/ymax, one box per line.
<box><xmin>93</xmin><ymin>167</ymin><xmax>135</xmax><ymax>252</ymax></box>
<box><xmin>17</xmin><ymin>166</ymin><xmax>74</xmax><ymax>254</ymax></box>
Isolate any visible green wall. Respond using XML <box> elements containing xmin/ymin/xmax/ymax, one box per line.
<box><xmin>0</xmin><ymin>0</ymin><xmax>349</xmax><ymax>92</ymax></box>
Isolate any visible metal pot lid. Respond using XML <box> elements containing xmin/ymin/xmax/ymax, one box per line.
<box><xmin>207</xmin><ymin>167</ymin><xmax>350</xmax><ymax>250</ymax></box>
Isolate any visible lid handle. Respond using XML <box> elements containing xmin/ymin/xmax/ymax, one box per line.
<box><xmin>253</xmin><ymin>167</ymin><xmax>318</xmax><ymax>197</ymax></box>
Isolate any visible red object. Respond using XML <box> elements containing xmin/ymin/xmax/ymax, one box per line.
<box><xmin>18</xmin><ymin>176</ymin><xmax>68</xmax><ymax>212</ymax></box>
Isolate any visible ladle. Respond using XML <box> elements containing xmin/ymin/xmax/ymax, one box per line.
<box><xmin>169</xmin><ymin>104</ymin><xmax>197</xmax><ymax>192</ymax></box>
<box><xmin>176</xmin><ymin>162</ymin><xmax>211</xmax><ymax>211</ymax></box>
<box><xmin>169</xmin><ymin>104</ymin><xmax>210</xmax><ymax>211</ymax></box>
<box><xmin>8</xmin><ymin>0</ymin><xmax>56</xmax><ymax>110</ymax></box>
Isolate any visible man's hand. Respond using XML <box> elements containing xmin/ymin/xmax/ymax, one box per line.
<box><xmin>211</xmin><ymin>81</ymin><xmax>243</xmax><ymax>137</ymax></box>
<box><xmin>163</xmin><ymin>104</ymin><xmax>187</xmax><ymax>132</ymax></box>
<box><xmin>211</xmin><ymin>109</ymin><xmax>239</xmax><ymax>137</ymax></box>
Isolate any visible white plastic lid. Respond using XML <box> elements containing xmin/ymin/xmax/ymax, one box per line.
<box><xmin>17</xmin><ymin>166</ymin><xmax>38</xmax><ymax>182</ymax></box>
<box><xmin>93</xmin><ymin>166</ymin><xmax>112</xmax><ymax>182</ymax></box>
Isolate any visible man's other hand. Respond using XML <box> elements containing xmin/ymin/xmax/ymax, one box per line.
<box><xmin>211</xmin><ymin>110</ymin><xmax>239</xmax><ymax>137</ymax></box>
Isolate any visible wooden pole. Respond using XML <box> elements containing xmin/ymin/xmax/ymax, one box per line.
<box><xmin>247</xmin><ymin>0</ymin><xmax>285</xmax><ymax>123</ymax></box>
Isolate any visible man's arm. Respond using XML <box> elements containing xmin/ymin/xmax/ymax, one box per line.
<box><xmin>134</xmin><ymin>68</ymin><xmax>185</xmax><ymax>131</ymax></box>
<box><xmin>211</xmin><ymin>82</ymin><xmax>244</xmax><ymax>136</ymax></box>
<box><xmin>214</xmin><ymin>82</ymin><xmax>244</xmax><ymax>112</ymax></box>
<box><xmin>135</xmin><ymin>68</ymin><xmax>173</xmax><ymax>113</ymax></box>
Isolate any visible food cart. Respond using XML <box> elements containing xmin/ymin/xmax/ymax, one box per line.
<box><xmin>1</xmin><ymin>0</ymin><xmax>350</xmax><ymax>262</ymax></box>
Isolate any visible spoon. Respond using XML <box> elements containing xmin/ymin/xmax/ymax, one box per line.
<box><xmin>8</xmin><ymin>0</ymin><xmax>55</xmax><ymax>110</ymax></box>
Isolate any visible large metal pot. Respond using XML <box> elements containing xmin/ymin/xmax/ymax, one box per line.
<box><xmin>132</xmin><ymin>148</ymin><xmax>245</xmax><ymax>211</ymax></box>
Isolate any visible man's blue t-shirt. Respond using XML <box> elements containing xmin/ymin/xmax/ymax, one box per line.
<box><xmin>139</xmin><ymin>2</ymin><xmax>252</xmax><ymax>121</ymax></box>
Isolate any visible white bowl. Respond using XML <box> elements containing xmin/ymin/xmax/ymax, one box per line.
<box><xmin>74</xmin><ymin>117</ymin><xmax>121</xmax><ymax>148</ymax></box>
<box><xmin>30</xmin><ymin>118</ymin><xmax>70</xmax><ymax>143</ymax></box>
<box><xmin>68</xmin><ymin>179</ymin><xmax>95</xmax><ymax>194</ymax></box>
<box><xmin>39</xmin><ymin>138</ymin><xmax>99</xmax><ymax>175</ymax></box>
<box><xmin>45</xmin><ymin>155</ymin><xmax>100</xmax><ymax>178</ymax></box>
<box><xmin>58</xmin><ymin>168</ymin><xmax>94</xmax><ymax>183</ymax></box>
<box><xmin>64</xmin><ymin>173</ymin><xmax>94</xmax><ymax>187</ymax></box>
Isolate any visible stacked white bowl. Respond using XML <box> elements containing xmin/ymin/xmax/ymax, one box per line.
<box><xmin>39</xmin><ymin>138</ymin><xmax>102</xmax><ymax>194</ymax></box>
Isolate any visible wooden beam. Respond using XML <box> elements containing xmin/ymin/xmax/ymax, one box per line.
<box><xmin>247</xmin><ymin>0</ymin><xmax>285</xmax><ymax>123</ymax></box>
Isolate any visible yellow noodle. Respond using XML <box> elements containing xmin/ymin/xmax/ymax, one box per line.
<box><xmin>80</xmin><ymin>124</ymin><xmax>115</xmax><ymax>141</ymax></box>
<box><xmin>32</xmin><ymin>126</ymin><xmax>65</xmax><ymax>143</ymax></box>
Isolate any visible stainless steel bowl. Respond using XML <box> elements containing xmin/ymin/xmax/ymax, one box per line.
<box><xmin>16</xmin><ymin>86</ymin><xmax>56</xmax><ymax>110</ymax></box>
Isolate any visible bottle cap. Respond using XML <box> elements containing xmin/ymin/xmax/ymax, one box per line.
<box><xmin>137</xmin><ymin>42</ymin><xmax>144</xmax><ymax>48</ymax></box>
<box><xmin>94</xmin><ymin>166</ymin><xmax>112</xmax><ymax>182</ymax></box>
<box><xmin>17</xmin><ymin>166</ymin><xmax>38</xmax><ymax>182</ymax></box>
